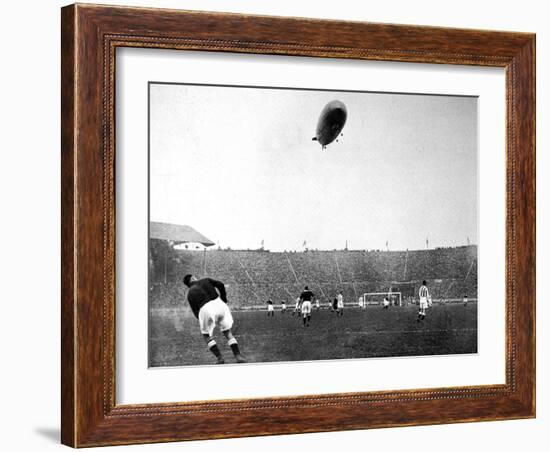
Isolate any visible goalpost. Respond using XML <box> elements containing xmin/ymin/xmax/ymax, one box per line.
<box><xmin>363</xmin><ymin>291</ymin><xmax>402</xmax><ymax>307</ymax></box>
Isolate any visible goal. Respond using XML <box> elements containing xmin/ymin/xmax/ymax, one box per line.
<box><xmin>363</xmin><ymin>291</ymin><xmax>402</xmax><ymax>307</ymax></box>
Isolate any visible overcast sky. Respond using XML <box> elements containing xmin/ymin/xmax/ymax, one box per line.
<box><xmin>149</xmin><ymin>83</ymin><xmax>477</xmax><ymax>251</ymax></box>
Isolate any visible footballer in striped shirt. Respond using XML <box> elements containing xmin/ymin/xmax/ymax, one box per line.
<box><xmin>417</xmin><ymin>280</ymin><xmax>430</xmax><ymax>322</ymax></box>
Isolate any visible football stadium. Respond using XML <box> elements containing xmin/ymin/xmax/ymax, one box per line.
<box><xmin>148</xmin><ymin>85</ymin><xmax>479</xmax><ymax>367</ymax></box>
<box><xmin>148</xmin><ymin>222</ymin><xmax>478</xmax><ymax>367</ymax></box>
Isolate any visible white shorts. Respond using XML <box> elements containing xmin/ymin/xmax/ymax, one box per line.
<box><xmin>301</xmin><ymin>301</ymin><xmax>312</xmax><ymax>314</ymax></box>
<box><xmin>337</xmin><ymin>301</ymin><xmax>344</xmax><ymax>309</ymax></box>
<box><xmin>419</xmin><ymin>297</ymin><xmax>428</xmax><ymax>309</ymax></box>
<box><xmin>198</xmin><ymin>297</ymin><xmax>234</xmax><ymax>336</ymax></box>
<box><xmin>268</xmin><ymin>304</ymin><xmax>274</xmax><ymax>312</ymax></box>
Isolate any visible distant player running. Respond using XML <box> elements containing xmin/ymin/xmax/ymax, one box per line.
<box><xmin>358</xmin><ymin>296</ymin><xmax>364</xmax><ymax>309</ymax></box>
<box><xmin>315</xmin><ymin>298</ymin><xmax>320</xmax><ymax>310</ymax></box>
<box><xmin>463</xmin><ymin>294</ymin><xmax>468</xmax><ymax>306</ymax></box>
<box><xmin>267</xmin><ymin>299</ymin><xmax>274</xmax><ymax>317</ymax></box>
<box><xmin>281</xmin><ymin>300</ymin><xmax>287</xmax><ymax>313</ymax></box>
<box><xmin>300</xmin><ymin>286</ymin><xmax>314</xmax><ymax>327</ymax></box>
<box><xmin>293</xmin><ymin>297</ymin><xmax>301</xmax><ymax>316</ymax></box>
<box><xmin>183</xmin><ymin>274</ymin><xmax>246</xmax><ymax>364</ymax></box>
<box><xmin>417</xmin><ymin>280</ymin><xmax>430</xmax><ymax>322</ymax></box>
<box><xmin>336</xmin><ymin>291</ymin><xmax>344</xmax><ymax>316</ymax></box>
<box><xmin>382</xmin><ymin>297</ymin><xmax>390</xmax><ymax>310</ymax></box>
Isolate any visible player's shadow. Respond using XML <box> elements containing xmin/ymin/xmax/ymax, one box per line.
<box><xmin>34</xmin><ymin>427</ymin><xmax>60</xmax><ymax>443</ymax></box>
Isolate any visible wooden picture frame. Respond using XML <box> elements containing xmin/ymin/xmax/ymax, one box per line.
<box><xmin>61</xmin><ymin>3</ymin><xmax>535</xmax><ymax>447</ymax></box>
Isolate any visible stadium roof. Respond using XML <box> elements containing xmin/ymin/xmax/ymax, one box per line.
<box><xmin>150</xmin><ymin>222</ymin><xmax>215</xmax><ymax>247</ymax></box>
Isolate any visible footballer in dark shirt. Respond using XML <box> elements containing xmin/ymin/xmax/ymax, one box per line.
<box><xmin>183</xmin><ymin>274</ymin><xmax>246</xmax><ymax>364</ymax></box>
<box><xmin>299</xmin><ymin>286</ymin><xmax>314</xmax><ymax>327</ymax></box>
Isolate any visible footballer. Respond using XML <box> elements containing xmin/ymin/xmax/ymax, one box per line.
<box><xmin>417</xmin><ymin>280</ymin><xmax>430</xmax><ymax>321</ymax></box>
<box><xmin>336</xmin><ymin>291</ymin><xmax>344</xmax><ymax>316</ymax></box>
<box><xmin>183</xmin><ymin>274</ymin><xmax>246</xmax><ymax>364</ymax></box>
<box><xmin>267</xmin><ymin>299</ymin><xmax>275</xmax><ymax>317</ymax></box>
<box><xmin>293</xmin><ymin>297</ymin><xmax>301</xmax><ymax>317</ymax></box>
<box><xmin>299</xmin><ymin>286</ymin><xmax>314</xmax><ymax>327</ymax></box>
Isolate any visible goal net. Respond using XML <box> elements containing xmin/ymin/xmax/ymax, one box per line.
<box><xmin>362</xmin><ymin>291</ymin><xmax>402</xmax><ymax>307</ymax></box>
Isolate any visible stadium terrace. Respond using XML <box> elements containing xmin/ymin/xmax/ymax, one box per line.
<box><xmin>149</xmin><ymin>243</ymin><xmax>477</xmax><ymax>311</ymax></box>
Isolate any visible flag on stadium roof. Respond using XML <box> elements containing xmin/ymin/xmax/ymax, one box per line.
<box><xmin>150</xmin><ymin>222</ymin><xmax>215</xmax><ymax>247</ymax></box>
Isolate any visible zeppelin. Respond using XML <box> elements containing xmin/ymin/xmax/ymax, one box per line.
<box><xmin>312</xmin><ymin>100</ymin><xmax>347</xmax><ymax>149</ymax></box>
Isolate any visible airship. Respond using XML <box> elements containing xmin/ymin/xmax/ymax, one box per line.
<box><xmin>312</xmin><ymin>100</ymin><xmax>347</xmax><ymax>149</ymax></box>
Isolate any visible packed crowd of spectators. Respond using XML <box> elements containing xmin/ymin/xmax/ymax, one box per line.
<box><xmin>149</xmin><ymin>241</ymin><xmax>478</xmax><ymax>309</ymax></box>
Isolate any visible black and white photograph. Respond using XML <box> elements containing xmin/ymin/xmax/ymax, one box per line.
<box><xmin>148</xmin><ymin>82</ymin><xmax>478</xmax><ymax>367</ymax></box>
<box><xmin>1</xmin><ymin>0</ymin><xmax>542</xmax><ymax>450</ymax></box>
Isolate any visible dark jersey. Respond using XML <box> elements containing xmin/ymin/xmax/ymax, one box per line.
<box><xmin>186</xmin><ymin>278</ymin><xmax>228</xmax><ymax>319</ymax></box>
<box><xmin>300</xmin><ymin>290</ymin><xmax>314</xmax><ymax>302</ymax></box>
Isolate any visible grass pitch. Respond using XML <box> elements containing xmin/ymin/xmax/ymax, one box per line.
<box><xmin>149</xmin><ymin>303</ymin><xmax>477</xmax><ymax>367</ymax></box>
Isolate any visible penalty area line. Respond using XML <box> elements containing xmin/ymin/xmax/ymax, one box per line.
<box><xmin>237</xmin><ymin>328</ymin><xmax>477</xmax><ymax>338</ymax></box>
